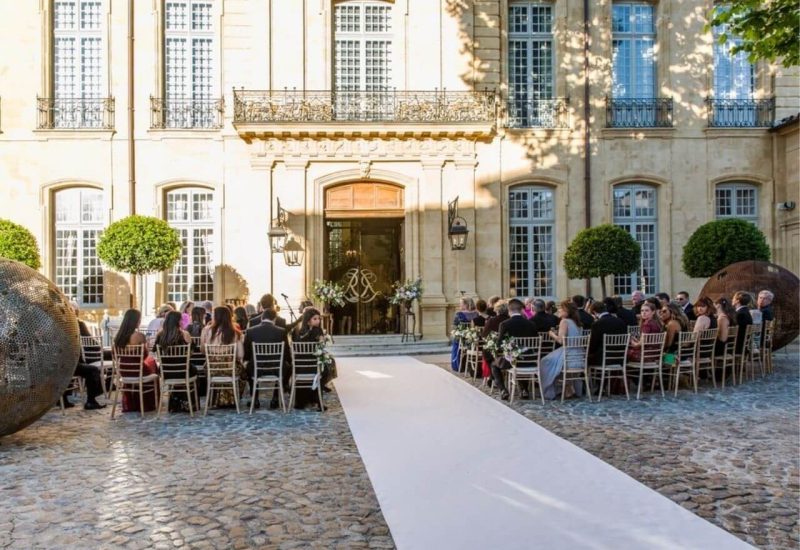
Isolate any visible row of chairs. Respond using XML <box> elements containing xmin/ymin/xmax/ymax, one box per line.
<box><xmin>457</xmin><ymin>320</ymin><xmax>774</xmax><ymax>403</ymax></box>
<box><xmin>74</xmin><ymin>337</ymin><xmax>323</xmax><ymax>418</ymax></box>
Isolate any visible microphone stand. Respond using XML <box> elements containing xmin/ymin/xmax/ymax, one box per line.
<box><xmin>283</xmin><ymin>295</ymin><xmax>297</xmax><ymax>323</ymax></box>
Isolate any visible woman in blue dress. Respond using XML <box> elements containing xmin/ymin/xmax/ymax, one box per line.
<box><xmin>539</xmin><ymin>300</ymin><xmax>583</xmax><ymax>399</ymax></box>
<box><xmin>451</xmin><ymin>297</ymin><xmax>478</xmax><ymax>371</ymax></box>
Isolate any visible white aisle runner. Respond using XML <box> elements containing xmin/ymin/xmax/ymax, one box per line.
<box><xmin>336</xmin><ymin>356</ymin><xmax>752</xmax><ymax>550</ymax></box>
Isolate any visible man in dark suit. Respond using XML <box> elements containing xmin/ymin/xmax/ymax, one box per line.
<box><xmin>572</xmin><ymin>295</ymin><xmax>594</xmax><ymax>330</ymax></box>
<box><xmin>493</xmin><ymin>298</ymin><xmax>537</xmax><ymax>400</ymax></box>
<box><xmin>530</xmin><ymin>299</ymin><xmax>558</xmax><ymax>334</ymax></box>
<box><xmin>481</xmin><ymin>301</ymin><xmax>509</xmax><ymax>381</ymax></box>
<box><xmin>610</xmin><ymin>295</ymin><xmax>637</xmax><ymax>326</ymax></box>
<box><xmin>587</xmin><ymin>301</ymin><xmax>627</xmax><ymax>365</ymax></box>
<box><xmin>243</xmin><ymin>308</ymin><xmax>292</xmax><ymax>408</ymax></box>
<box><xmin>676</xmin><ymin>291</ymin><xmax>696</xmax><ymax>322</ymax></box>
<box><xmin>249</xmin><ymin>294</ymin><xmax>287</xmax><ymax>329</ymax></box>
<box><xmin>732</xmin><ymin>291</ymin><xmax>753</xmax><ymax>355</ymax></box>
<box><xmin>630</xmin><ymin>290</ymin><xmax>645</xmax><ymax>317</ymax></box>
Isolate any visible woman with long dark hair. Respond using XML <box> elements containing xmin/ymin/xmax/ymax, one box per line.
<box><xmin>200</xmin><ymin>306</ymin><xmax>244</xmax><ymax>408</ymax></box>
<box><xmin>114</xmin><ymin>309</ymin><xmax>160</xmax><ymax>413</ymax></box>
<box><xmin>291</xmin><ymin>307</ymin><xmax>334</xmax><ymax>409</ymax></box>
<box><xmin>154</xmin><ymin>311</ymin><xmax>196</xmax><ymax>412</ymax></box>
<box><xmin>714</xmin><ymin>297</ymin><xmax>737</xmax><ymax>356</ymax></box>
<box><xmin>234</xmin><ymin>306</ymin><xmax>249</xmax><ymax>333</ymax></box>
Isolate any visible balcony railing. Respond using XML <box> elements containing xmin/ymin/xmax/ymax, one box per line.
<box><xmin>233</xmin><ymin>89</ymin><xmax>497</xmax><ymax>124</ymax></box>
<box><xmin>150</xmin><ymin>97</ymin><xmax>225</xmax><ymax>129</ymax></box>
<box><xmin>706</xmin><ymin>98</ymin><xmax>775</xmax><ymax>128</ymax></box>
<box><xmin>605</xmin><ymin>97</ymin><xmax>673</xmax><ymax>128</ymax></box>
<box><xmin>506</xmin><ymin>97</ymin><xmax>569</xmax><ymax>128</ymax></box>
<box><xmin>37</xmin><ymin>97</ymin><xmax>114</xmax><ymax>129</ymax></box>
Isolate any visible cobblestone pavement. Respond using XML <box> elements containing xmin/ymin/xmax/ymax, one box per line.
<box><xmin>427</xmin><ymin>344</ymin><xmax>800</xmax><ymax>550</ymax></box>
<box><xmin>0</xmin><ymin>393</ymin><xmax>394</xmax><ymax>550</ymax></box>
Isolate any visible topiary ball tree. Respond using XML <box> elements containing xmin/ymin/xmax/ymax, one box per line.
<box><xmin>682</xmin><ymin>219</ymin><xmax>770</xmax><ymax>278</ymax></box>
<box><xmin>0</xmin><ymin>219</ymin><xmax>41</xmax><ymax>270</ymax></box>
<box><xmin>97</xmin><ymin>215</ymin><xmax>182</xmax><ymax>310</ymax></box>
<box><xmin>564</xmin><ymin>224</ymin><xmax>641</xmax><ymax>298</ymax></box>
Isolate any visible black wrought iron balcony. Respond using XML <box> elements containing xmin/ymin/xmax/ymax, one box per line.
<box><xmin>232</xmin><ymin>89</ymin><xmax>496</xmax><ymax>138</ymax></box>
<box><xmin>37</xmin><ymin>97</ymin><xmax>114</xmax><ymax>130</ymax></box>
<box><xmin>706</xmin><ymin>98</ymin><xmax>775</xmax><ymax>128</ymax></box>
<box><xmin>605</xmin><ymin>97</ymin><xmax>673</xmax><ymax>128</ymax></box>
<box><xmin>150</xmin><ymin>97</ymin><xmax>225</xmax><ymax>129</ymax></box>
<box><xmin>506</xmin><ymin>97</ymin><xmax>569</xmax><ymax>128</ymax></box>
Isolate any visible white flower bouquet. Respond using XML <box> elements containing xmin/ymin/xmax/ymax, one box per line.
<box><xmin>501</xmin><ymin>338</ymin><xmax>524</xmax><ymax>365</ymax></box>
<box><xmin>311</xmin><ymin>279</ymin><xmax>347</xmax><ymax>308</ymax></box>
<box><xmin>482</xmin><ymin>331</ymin><xmax>501</xmax><ymax>355</ymax></box>
<box><xmin>389</xmin><ymin>277</ymin><xmax>423</xmax><ymax>306</ymax></box>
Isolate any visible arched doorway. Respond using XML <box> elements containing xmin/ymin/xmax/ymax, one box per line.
<box><xmin>324</xmin><ymin>182</ymin><xmax>405</xmax><ymax>335</ymax></box>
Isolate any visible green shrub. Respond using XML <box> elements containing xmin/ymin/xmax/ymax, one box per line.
<box><xmin>564</xmin><ymin>224</ymin><xmax>641</xmax><ymax>297</ymax></box>
<box><xmin>97</xmin><ymin>215</ymin><xmax>182</xmax><ymax>275</ymax></box>
<box><xmin>0</xmin><ymin>219</ymin><xmax>41</xmax><ymax>269</ymax></box>
<box><xmin>682</xmin><ymin>218</ymin><xmax>770</xmax><ymax>278</ymax></box>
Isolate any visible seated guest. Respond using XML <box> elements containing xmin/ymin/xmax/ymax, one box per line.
<box><xmin>178</xmin><ymin>301</ymin><xmax>194</xmax><ymax>329</ymax></box>
<box><xmin>692</xmin><ymin>297</ymin><xmax>717</xmax><ymax>333</ymax></box>
<box><xmin>732</xmin><ymin>291</ymin><xmax>753</xmax><ymax>354</ymax></box>
<box><xmin>572</xmin><ymin>295</ymin><xmax>594</xmax><ymax>330</ymax></box>
<box><xmin>492</xmin><ymin>298</ymin><xmax>536</xmax><ymax>400</ymax></box>
<box><xmin>187</xmin><ymin>306</ymin><xmax>207</xmax><ymax>338</ymax></box>
<box><xmin>486</xmin><ymin>295</ymin><xmax>501</xmax><ymax>317</ymax></box>
<box><xmin>114</xmin><ymin>309</ymin><xmax>159</xmax><ymax>413</ymax></box>
<box><xmin>201</xmin><ymin>300</ymin><xmax>213</xmax><ymax>325</ymax></box>
<box><xmin>714</xmin><ymin>298</ymin><xmax>737</xmax><ymax>356</ymax></box>
<box><xmin>757</xmin><ymin>290</ymin><xmax>774</xmax><ymax>323</ymax></box>
<box><xmin>587</xmin><ymin>300</ymin><xmax>627</xmax><ymax>365</ymax></box>
<box><xmin>627</xmin><ymin>301</ymin><xmax>662</xmax><ymax>362</ymax></box>
<box><xmin>251</xmin><ymin>294</ymin><xmax>287</xmax><ymax>329</ymax></box>
<box><xmin>611</xmin><ymin>295</ymin><xmax>637</xmax><ymax>326</ymax></box>
<box><xmin>472</xmin><ymin>299</ymin><xmax>489</xmax><ymax>328</ymax></box>
<box><xmin>656</xmin><ymin>292</ymin><xmax>671</xmax><ymax>308</ymax></box>
<box><xmin>244</xmin><ymin>308</ymin><xmax>292</xmax><ymax>409</ymax></box>
<box><xmin>676</xmin><ymin>291</ymin><xmax>695</xmax><ymax>322</ymax></box>
<box><xmin>291</xmin><ymin>308</ymin><xmax>330</xmax><ymax>410</ymax></box>
<box><xmin>451</xmin><ymin>297</ymin><xmax>478</xmax><ymax>372</ymax></box>
<box><xmin>659</xmin><ymin>303</ymin><xmax>689</xmax><ymax>362</ymax></box>
<box><xmin>523</xmin><ymin>298</ymin><xmax>535</xmax><ymax>320</ymax></box>
<box><xmin>481</xmin><ymin>300</ymin><xmax>509</xmax><ymax>382</ymax></box>
<box><xmin>201</xmin><ymin>306</ymin><xmax>244</xmax><ymax>361</ymax></box>
<box><xmin>64</xmin><ymin>303</ymin><xmax>106</xmax><ymax>410</ymax></box>
<box><xmin>545</xmin><ymin>300</ymin><xmax>557</xmax><ymax>316</ymax></box>
<box><xmin>539</xmin><ymin>300</ymin><xmax>583</xmax><ymax>400</ymax></box>
<box><xmin>245</xmin><ymin>303</ymin><xmax>257</xmax><ymax>319</ymax></box>
<box><xmin>530</xmin><ymin>299</ymin><xmax>558</xmax><ymax>334</ymax></box>
<box><xmin>234</xmin><ymin>306</ymin><xmax>249</xmax><ymax>333</ymax></box>
<box><xmin>644</xmin><ymin>297</ymin><xmax>663</xmax><ymax>326</ymax></box>
<box><xmin>631</xmin><ymin>290</ymin><xmax>645</xmax><ymax>316</ymax></box>
<box><xmin>147</xmin><ymin>304</ymin><xmax>173</xmax><ymax>334</ymax></box>
<box><xmin>154</xmin><ymin>311</ymin><xmax>196</xmax><ymax>412</ymax></box>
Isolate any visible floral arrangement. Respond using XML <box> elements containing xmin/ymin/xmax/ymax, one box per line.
<box><xmin>450</xmin><ymin>324</ymin><xmax>481</xmax><ymax>346</ymax></box>
<box><xmin>389</xmin><ymin>277</ymin><xmax>423</xmax><ymax>306</ymax></box>
<box><xmin>482</xmin><ymin>331</ymin><xmax>501</xmax><ymax>355</ymax></box>
<box><xmin>311</xmin><ymin>279</ymin><xmax>347</xmax><ymax>308</ymax></box>
<box><xmin>501</xmin><ymin>338</ymin><xmax>524</xmax><ymax>365</ymax></box>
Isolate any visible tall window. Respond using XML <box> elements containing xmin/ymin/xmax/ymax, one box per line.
<box><xmin>507</xmin><ymin>2</ymin><xmax>554</xmax><ymax>127</ymax></box>
<box><xmin>334</xmin><ymin>1</ymin><xmax>393</xmax><ymax>119</ymax></box>
<box><xmin>164</xmin><ymin>0</ymin><xmax>215</xmax><ymax>127</ymax></box>
<box><xmin>52</xmin><ymin>0</ymin><xmax>105</xmax><ymax>128</ymax></box>
<box><xmin>715</xmin><ymin>183</ymin><xmax>758</xmax><ymax>224</ymax></box>
<box><xmin>166</xmin><ymin>188</ymin><xmax>215</xmax><ymax>303</ymax></box>
<box><xmin>54</xmin><ymin>188</ymin><xmax>104</xmax><ymax>306</ymax></box>
<box><xmin>509</xmin><ymin>186</ymin><xmax>555</xmax><ymax>298</ymax></box>
<box><xmin>712</xmin><ymin>21</ymin><xmax>754</xmax><ymax>99</ymax></box>
<box><xmin>613</xmin><ymin>184</ymin><xmax>658</xmax><ymax>295</ymax></box>
<box><xmin>611</xmin><ymin>3</ymin><xmax>655</xmax><ymax>99</ymax></box>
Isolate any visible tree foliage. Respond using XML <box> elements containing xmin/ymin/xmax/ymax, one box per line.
<box><xmin>0</xmin><ymin>219</ymin><xmax>41</xmax><ymax>269</ymax></box>
<box><xmin>564</xmin><ymin>225</ymin><xmax>641</xmax><ymax>296</ymax></box>
<box><xmin>708</xmin><ymin>1</ymin><xmax>800</xmax><ymax>67</ymax></box>
<box><xmin>97</xmin><ymin>215</ymin><xmax>182</xmax><ymax>275</ymax></box>
<box><xmin>682</xmin><ymin>219</ymin><xmax>770</xmax><ymax>278</ymax></box>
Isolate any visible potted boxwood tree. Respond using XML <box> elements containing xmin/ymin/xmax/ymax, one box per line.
<box><xmin>682</xmin><ymin>218</ymin><xmax>770</xmax><ymax>278</ymax></box>
<box><xmin>564</xmin><ymin>224</ymin><xmax>641</xmax><ymax>298</ymax></box>
<box><xmin>0</xmin><ymin>219</ymin><xmax>41</xmax><ymax>269</ymax></box>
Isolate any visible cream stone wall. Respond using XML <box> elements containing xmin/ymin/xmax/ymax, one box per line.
<box><xmin>0</xmin><ymin>0</ymin><xmax>797</xmax><ymax>335</ymax></box>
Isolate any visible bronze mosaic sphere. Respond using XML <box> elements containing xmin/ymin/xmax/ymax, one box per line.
<box><xmin>699</xmin><ymin>261</ymin><xmax>799</xmax><ymax>351</ymax></box>
<box><xmin>0</xmin><ymin>259</ymin><xmax>80</xmax><ymax>437</ymax></box>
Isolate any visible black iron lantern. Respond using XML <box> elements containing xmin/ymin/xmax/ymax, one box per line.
<box><xmin>447</xmin><ymin>196</ymin><xmax>469</xmax><ymax>251</ymax></box>
<box><xmin>268</xmin><ymin>198</ymin><xmax>289</xmax><ymax>253</ymax></box>
<box><xmin>283</xmin><ymin>236</ymin><xmax>305</xmax><ymax>267</ymax></box>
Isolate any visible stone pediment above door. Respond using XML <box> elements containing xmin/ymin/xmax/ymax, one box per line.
<box><xmin>325</xmin><ymin>182</ymin><xmax>404</xmax><ymax>219</ymax></box>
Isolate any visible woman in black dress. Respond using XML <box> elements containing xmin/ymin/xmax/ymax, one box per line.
<box><xmin>291</xmin><ymin>308</ymin><xmax>334</xmax><ymax>409</ymax></box>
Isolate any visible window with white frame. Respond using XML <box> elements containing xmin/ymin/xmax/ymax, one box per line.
<box><xmin>52</xmin><ymin>0</ymin><xmax>105</xmax><ymax>128</ymax></box>
<box><xmin>334</xmin><ymin>1</ymin><xmax>393</xmax><ymax>119</ymax></box>
<box><xmin>715</xmin><ymin>183</ymin><xmax>758</xmax><ymax>224</ymax></box>
<box><xmin>54</xmin><ymin>188</ymin><xmax>104</xmax><ymax>306</ymax></box>
<box><xmin>166</xmin><ymin>188</ymin><xmax>215</xmax><ymax>303</ymax></box>
<box><xmin>611</xmin><ymin>3</ymin><xmax>655</xmax><ymax>98</ymax></box>
<box><xmin>507</xmin><ymin>2</ymin><xmax>554</xmax><ymax>127</ymax></box>
<box><xmin>164</xmin><ymin>0</ymin><xmax>215</xmax><ymax>127</ymax></box>
<box><xmin>712</xmin><ymin>19</ymin><xmax>754</xmax><ymax>99</ymax></box>
<box><xmin>613</xmin><ymin>184</ymin><xmax>658</xmax><ymax>295</ymax></box>
<box><xmin>509</xmin><ymin>186</ymin><xmax>555</xmax><ymax>298</ymax></box>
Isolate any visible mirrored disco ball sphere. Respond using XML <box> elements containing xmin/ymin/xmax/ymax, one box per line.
<box><xmin>0</xmin><ymin>258</ymin><xmax>80</xmax><ymax>437</ymax></box>
<box><xmin>699</xmin><ymin>261</ymin><xmax>799</xmax><ymax>351</ymax></box>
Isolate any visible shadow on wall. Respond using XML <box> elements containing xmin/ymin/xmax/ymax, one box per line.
<box><xmin>216</xmin><ymin>264</ymin><xmax>250</xmax><ymax>306</ymax></box>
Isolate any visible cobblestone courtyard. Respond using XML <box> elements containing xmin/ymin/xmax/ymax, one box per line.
<box><xmin>430</xmin><ymin>344</ymin><xmax>800</xmax><ymax>549</ymax></box>
<box><xmin>1</xmin><ymin>347</ymin><xmax>797</xmax><ymax>550</ymax></box>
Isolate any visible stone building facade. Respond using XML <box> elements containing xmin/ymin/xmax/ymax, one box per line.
<box><xmin>0</xmin><ymin>0</ymin><xmax>797</xmax><ymax>337</ymax></box>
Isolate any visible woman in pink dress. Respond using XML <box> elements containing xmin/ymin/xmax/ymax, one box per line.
<box><xmin>114</xmin><ymin>309</ymin><xmax>160</xmax><ymax>413</ymax></box>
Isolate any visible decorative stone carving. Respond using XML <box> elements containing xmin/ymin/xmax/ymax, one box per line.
<box><xmin>699</xmin><ymin>261</ymin><xmax>799</xmax><ymax>351</ymax></box>
<box><xmin>252</xmin><ymin>137</ymin><xmax>476</xmax><ymax>162</ymax></box>
<box><xmin>0</xmin><ymin>259</ymin><xmax>80</xmax><ymax>437</ymax></box>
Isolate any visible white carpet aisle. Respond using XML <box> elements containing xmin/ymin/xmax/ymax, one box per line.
<box><xmin>335</xmin><ymin>356</ymin><xmax>753</xmax><ymax>550</ymax></box>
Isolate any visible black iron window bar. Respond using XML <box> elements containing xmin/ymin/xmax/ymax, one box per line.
<box><xmin>506</xmin><ymin>97</ymin><xmax>570</xmax><ymax>128</ymax></box>
<box><xmin>150</xmin><ymin>97</ymin><xmax>225</xmax><ymax>129</ymax></box>
<box><xmin>606</xmin><ymin>97</ymin><xmax>674</xmax><ymax>128</ymax></box>
<box><xmin>706</xmin><ymin>98</ymin><xmax>775</xmax><ymax>128</ymax></box>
